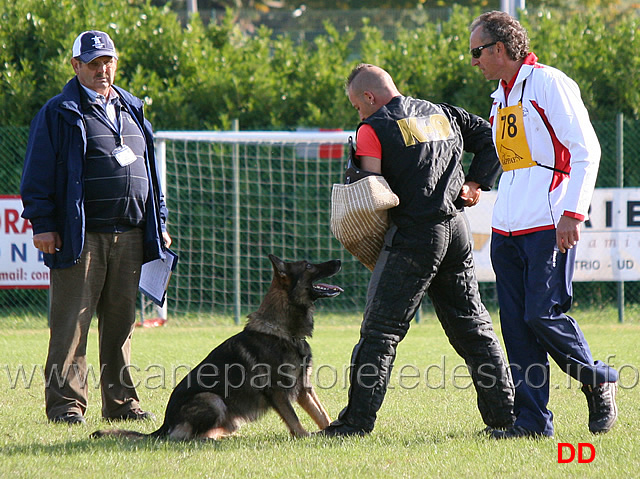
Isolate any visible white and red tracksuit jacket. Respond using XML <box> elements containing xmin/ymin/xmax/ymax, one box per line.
<box><xmin>489</xmin><ymin>53</ymin><xmax>600</xmax><ymax>236</ymax></box>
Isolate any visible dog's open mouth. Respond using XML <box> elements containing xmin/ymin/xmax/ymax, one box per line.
<box><xmin>313</xmin><ymin>282</ymin><xmax>343</xmax><ymax>298</ymax></box>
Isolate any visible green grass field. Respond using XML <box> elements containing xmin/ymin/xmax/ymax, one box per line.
<box><xmin>1</xmin><ymin>313</ymin><xmax>639</xmax><ymax>478</ymax></box>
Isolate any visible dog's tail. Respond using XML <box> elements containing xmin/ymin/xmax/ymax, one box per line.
<box><xmin>90</xmin><ymin>429</ymin><xmax>148</xmax><ymax>440</ymax></box>
<box><xmin>90</xmin><ymin>424</ymin><xmax>167</xmax><ymax>440</ymax></box>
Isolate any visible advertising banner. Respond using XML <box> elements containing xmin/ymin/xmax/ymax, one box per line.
<box><xmin>465</xmin><ymin>188</ymin><xmax>640</xmax><ymax>282</ymax></box>
<box><xmin>0</xmin><ymin>195</ymin><xmax>49</xmax><ymax>289</ymax></box>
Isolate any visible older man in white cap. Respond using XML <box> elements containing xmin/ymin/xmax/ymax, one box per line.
<box><xmin>21</xmin><ymin>30</ymin><xmax>172</xmax><ymax>425</ymax></box>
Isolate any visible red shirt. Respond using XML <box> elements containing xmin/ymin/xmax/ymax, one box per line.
<box><xmin>355</xmin><ymin>123</ymin><xmax>382</xmax><ymax>159</ymax></box>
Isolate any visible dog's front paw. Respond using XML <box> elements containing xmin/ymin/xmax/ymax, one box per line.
<box><xmin>318</xmin><ymin>415</ymin><xmax>331</xmax><ymax>430</ymax></box>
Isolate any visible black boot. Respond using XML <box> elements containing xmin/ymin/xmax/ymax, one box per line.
<box><xmin>582</xmin><ymin>382</ymin><xmax>618</xmax><ymax>434</ymax></box>
<box><xmin>320</xmin><ymin>336</ymin><xmax>396</xmax><ymax>437</ymax></box>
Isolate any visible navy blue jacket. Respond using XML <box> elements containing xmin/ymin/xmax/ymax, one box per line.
<box><xmin>20</xmin><ymin>77</ymin><xmax>168</xmax><ymax>269</ymax></box>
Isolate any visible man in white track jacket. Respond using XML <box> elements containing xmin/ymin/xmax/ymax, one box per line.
<box><xmin>487</xmin><ymin>48</ymin><xmax>599</xmax><ymax>237</ymax></box>
<box><xmin>469</xmin><ymin>11</ymin><xmax>618</xmax><ymax>439</ymax></box>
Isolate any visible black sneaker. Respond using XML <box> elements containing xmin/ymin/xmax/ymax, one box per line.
<box><xmin>582</xmin><ymin>382</ymin><xmax>618</xmax><ymax>434</ymax></box>
<box><xmin>489</xmin><ymin>425</ymin><xmax>552</xmax><ymax>440</ymax></box>
<box><xmin>50</xmin><ymin>412</ymin><xmax>86</xmax><ymax>425</ymax></box>
<box><xmin>315</xmin><ymin>422</ymin><xmax>369</xmax><ymax>438</ymax></box>
<box><xmin>478</xmin><ymin>425</ymin><xmax>509</xmax><ymax>436</ymax></box>
<box><xmin>107</xmin><ymin>408</ymin><xmax>156</xmax><ymax>422</ymax></box>
<box><xmin>479</xmin><ymin>417</ymin><xmax>516</xmax><ymax>436</ymax></box>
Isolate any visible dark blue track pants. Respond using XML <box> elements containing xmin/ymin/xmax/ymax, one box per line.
<box><xmin>491</xmin><ymin>229</ymin><xmax>618</xmax><ymax>436</ymax></box>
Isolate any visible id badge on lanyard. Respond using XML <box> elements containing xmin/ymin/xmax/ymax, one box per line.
<box><xmin>495</xmin><ymin>101</ymin><xmax>536</xmax><ymax>171</ymax></box>
<box><xmin>109</xmin><ymin>101</ymin><xmax>138</xmax><ymax>167</ymax></box>
<box><xmin>113</xmin><ymin>142</ymin><xmax>137</xmax><ymax>167</ymax></box>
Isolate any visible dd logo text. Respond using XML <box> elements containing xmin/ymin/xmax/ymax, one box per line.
<box><xmin>558</xmin><ymin>443</ymin><xmax>595</xmax><ymax>463</ymax></box>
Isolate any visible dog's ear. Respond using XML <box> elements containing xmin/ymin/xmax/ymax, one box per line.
<box><xmin>268</xmin><ymin>254</ymin><xmax>288</xmax><ymax>278</ymax></box>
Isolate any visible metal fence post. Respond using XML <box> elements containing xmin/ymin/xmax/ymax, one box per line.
<box><xmin>616</xmin><ymin>113</ymin><xmax>624</xmax><ymax>323</ymax></box>
<box><xmin>158</xmin><ymin>139</ymin><xmax>168</xmax><ymax>322</ymax></box>
<box><xmin>232</xmin><ymin>119</ymin><xmax>241</xmax><ymax>325</ymax></box>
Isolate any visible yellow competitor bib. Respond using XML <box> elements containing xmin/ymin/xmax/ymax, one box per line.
<box><xmin>495</xmin><ymin>102</ymin><xmax>536</xmax><ymax>171</ymax></box>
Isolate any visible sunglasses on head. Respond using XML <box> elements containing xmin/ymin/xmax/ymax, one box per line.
<box><xmin>470</xmin><ymin>41</ymin><xmax>497</xmax><ymax>59</ymax></box>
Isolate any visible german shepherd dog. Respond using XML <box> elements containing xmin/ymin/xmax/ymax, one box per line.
<box><xmin>91</xmin><ymin>254</ymin><xmax>342</xmax><ymax>440</ymax></box>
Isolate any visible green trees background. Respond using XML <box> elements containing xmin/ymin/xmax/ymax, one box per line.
<box><xmin>1</xmin><ymin>0</ymin><xmax>639</xmax><ymax>131</ymax></box>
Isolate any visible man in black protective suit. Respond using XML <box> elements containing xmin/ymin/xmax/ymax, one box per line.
<box><xmin>321</xmin><ymin>63</ymin><xmax>515</xmax><ymax>437</ymax></box>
